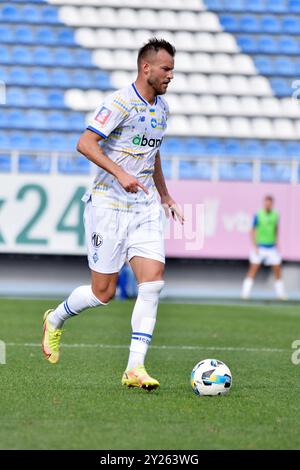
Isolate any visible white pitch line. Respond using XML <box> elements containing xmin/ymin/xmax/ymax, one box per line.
<box><xmin>5</xmin><ymin>342</ymin><xmax>287</xmax><ymax>353</ymax></box>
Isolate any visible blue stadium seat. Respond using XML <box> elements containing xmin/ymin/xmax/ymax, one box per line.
<box><xmin>31</xmin><ymin>68</ymin><xmax>51</xmax><ymax>86</ymax></box>
<box><xmin>19</xmin><ymin>154</ymin><xmax>51</xmax><ymax>174</ymax></box>
<box><xmin>73</xmin><ymin>49</ymin><xmax>92</xmax><ymax>67</ymax></box>
<box><xmin>68</xmin><ymin>133</ymin><xmax>80</xmax><ymax>151</ymax></box>
<box><xmin>266</xmin><ymin>0</ymin><xmax>287</xmax><ymax>13</ymax></box>
<box><xmin>15</xmin><ymin>25</ymin><xmax>34</xmax><ymax>44</ymax></box>
<box><xmin>261</xmin><ymin>163</ymin><xmax>291</xmax><ymax>182</ymax></box>
<box><xmin>33</xmin><ymin>47</ymin><xmax>53</xmax><ymax>66</ymax></box>
<box><xmin>270</xmin><ymin>78</ymin><xmax>291</xmax><ymax>96</ymax></box>
<box><xmin>161</xmin><ymin>159</ymin><xmax>172</xmax><ymax>179</ymax></box>
<box><xmin>289</xmin><ymin>0</ymin><xmax>300</xmax><ymax>13</ymax></box>
<box><xmin>223</xmin><ymin>0</ymin><xmax>244</xmax><ymax>11</ymax></box>
<box><xmin>254</xmin><ymin>56</ymin><xmax>274</xmax><ymax>74</ymax></box>
<box><xmin>274</xmin><ymin>57</ymin><xmax>295</xmax><ymax>76</ymax></box>
<box><xmin>48</xmin><ymin>112</ymin><xmax>67</xmax><ymax>131</ymax></box>
<box><xmin>219</xmin><ymin>15</ymin><xmax>239</xmax><ymax>32</ymax></box>
<box><xmin>278</xmin><ymin>36</ymin><xmax>299</xmax><ymax>54</ymax></box>
<box><xmin>264</xmin><ymin>141</ymin><xmax>286</xmax><ymax>160</ymax></box>
<box><xmin>282</xmin><ymin>16</ymin><xmax>300</xmax><ymax>34</ymax></box>
<box><xmin>47</xmin><ymin>90</ymin><xmax>65</xmax><ymax>108</ymax></box>
<box><xmin>240</xmin><ymin>15</ymin><xmax>260</xmax><ymax>33</ymax></box>
<box><xmin>223</xmin><ymin>139</ymin><xmax>243</xmax><ymax>157</ymax></box>
<box><xmin>36</xmin><ymin>27</ymin><xmax>56</xmax><ymax>45</ymax></box>
<box><xmin>257</xmin><ymin>36</ymin><xmax>278</xmax><ymax>53</ymax></box>
<box><xmin>0</xmin><ymin>154</ymin><xmax>11</xmax><ymax>172</ymax></box>
<box><xmin>9</xmin><ymin>67</ymin><xmax>30</xmax><ymax>85</ymax></box>
<box><xmin>29</xmin><ymin>132</ymin><xmax>49</xmax><ymax>150</ymax></box>
<box><xmin>6</xmin><ymin>87</ymin><xmax>27</xmax><ymax>106</ymax></box>
<box><xmin>162</xmin><ymin>138</ymin><xmax>187</xmax><ymax>155</ymax></box>
<box><xmin>204</xmin><ymin>139</ymin><xmax>224</xmax><ymax>156</ymax></box>
<box><xmin>204</xmin><ymin>0</ymin><xmax>222</xmax><ymax>11</ymax></box>
<box><xmin>0</xmin><ymin>46</ymin><xmax>10</xmax><ymax>64</ymax></box>
<box><xmin>73</xmin><ymin>70</ymin><xmax>92</xmax><ymax>88</ymax></box>
<box><xmin>12</xmin><ymin>46</ymin><xmax>32</xmax><ymax>65</ymax></box>
<box><xmin>286</xmin><ymin>142</ymin><xmax>300</xmax><ymax>159</ymax></box>
<box><xmin>57</xmin><ymin>28</ymin><xmax>75</xmax><ymax>46</ymax></box>
<box><xmin>219</xmin><ymin>162</ymin><xmax>252</xmax><ymax>181</ymax></box>
<box><xmin>27</xmin><ymin>88</ymin><xmax>47</xmax><ymax>107</ymax></box>
<box><xmin>293</xmin><ymin>59</ymin><xmax>300</xmax><ymax>75</ymax></box>
<box><xmin>185</xmin><ymin>138</ymin><xmax>206</xmax><ymax>156</ymax></box>
<box><xmin>10</xmin><ymin>131</ymin><xmax>30</xmax><ymax>149</ymax></box>
<box><xmin>0</xmin><ymin>25</ymin><xmax>13</xmax><ymax>42</ymax></box>
<box><xmin>7</xmin><ymin>109</ymin><xmax>24</xmax><ymax>128</ymax></box>
<box><xmin>0</xmin><ymin>68</ymin><xmax>7</xmax><ymax>82</ymax></box>
<box><xmin>1</xmin><ymin>4</ymin><xmax>20</xmax><ymax>22</ymax></box>
<box><xmin>26</xmin><ymin>110</ymin><xmax>47</xmax><ymax>129</ymax></box>
<box><xmin>236</xmin><ymin>35</ymin><xmax>257</xmax><ymax>53</ymax></box>
<box><xmin>58</xmin><ymin>155</ymin><xmax>91</xmax><ymax>175</ymax></box>
<box><xmin>243</xmin><ymin>140</ymin><xmax>264</xmax><ymax>158</ymax></box>
<box><xmin>93</xmin><ymin>71</ymin><xmax>111</xmax><ymax>89</ymax></box>
<box><xmin>245</xmin><ymin>0</ymin><xmax>266</xmax><ymax>12</ymax></box>
<box><xmin>260</xmin><ymin>15</ymin><xmax>281</xmax><ymax>33</ymax></box>
<box><xmin>22</xmin><ymin>5</ymin><xmax>42</xmax><ymax>23</ymax></box>
<box><xmin>52</xmin><ymin>69</ymin><xmax>71</xmax><ymax>87</ymax></box>
<box><xmin>41</xmin><ymin>6</ymin><xmax>60</xmax><ymax>24</ymax></box>
<box><xmin>49</xmin><ymin>133</ymin><xmax>70</xmax><ymax>151</ymax></box>
<box><xmin>54</xmin><ymin>48</ymin><xmax>73</xmax><ymax>66</ymax></box>
<box><xmin>0</xmin><ymin>134</ymin><xmax>10</xmax><ymax>150</ymax></box>
<box><xmin>67</xmin><ymin>112</ymin><xmax>85</xmax><ymax>131</ymax></box>
<box><xmin>179</xmin><ymin>160</ymin><xmax>212</xmax><ymax>180</ymax></box>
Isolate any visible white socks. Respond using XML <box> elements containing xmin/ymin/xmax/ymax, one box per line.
<box><xmin>126</xmin><ymin>280</ymin><xmax>164</xmax><ymax>371</ymax></box>
<box><xmin>275</xmin><ymin>280</ymin><xmax>287</xmax><ymax>300</ymax></box>
<box><xmin>48</xmin><ymin>285</ymin><xmax>106</xmax><ymax>329</ymax></box>
<box><xmin>242</xmin><ymin>277</ymin><xmax>287</xmax><ymax>299</ymax></box>
<box><xmin>241</xmin><ymin>278</ymin><xmax>253</xmax><ymax>299</ymax></box>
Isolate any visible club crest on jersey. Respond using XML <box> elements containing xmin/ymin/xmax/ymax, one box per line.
<box><xmin>95</xmin><ymin>106</ymin><xmax>112</xmax><ymax>125</ymax></box>
<box><xmin>151</xmin><ymin>118</ymin><xmax>157</xmax><ymax>128</ymax></box>
<box><xmin>132</xmin><ymin>134</ymin><xmax>162</xmax><ymax>148</ymax></box>
<box><xmin>92</xmin><ymin>232</ymin><xmax>103</xmax><ymax>247</ymax></box>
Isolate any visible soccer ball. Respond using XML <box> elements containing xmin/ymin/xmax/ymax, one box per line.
<box><xmin>191</xmin><ymin>359</ymin><xmax>232</xmax><ymax>396</ymax></box>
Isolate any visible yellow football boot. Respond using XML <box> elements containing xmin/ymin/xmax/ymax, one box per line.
<box><xmin>42</xmin><ymin>309</ymin><xmax>62</xmax><ymax>364</ymax></box>
<box><xmin>122</xmin><ymin>365</ymin><xmax>160</xmax><ymax>391</ymax></box>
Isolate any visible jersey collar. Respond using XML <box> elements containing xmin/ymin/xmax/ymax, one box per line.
<box><xmin>132</xmin><ymin>83</ymin><xmax>157</xmax><ymax>106</ymax></box>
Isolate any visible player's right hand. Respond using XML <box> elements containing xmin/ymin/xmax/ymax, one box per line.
<box><xmin>117</xmin><ymin>172</ymin><xmax>149</xmax><ymax>194</ymax></box>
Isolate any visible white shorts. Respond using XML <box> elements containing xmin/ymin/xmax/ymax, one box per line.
<box><xmin>84</xmin><ymin>200</ymin><xmax>165</xmax><ymax>274</ymax></box>
<box><xmin>249</xmin><ymin>246</ymin><xmax>281</xmax><ymax>266</ymax></box>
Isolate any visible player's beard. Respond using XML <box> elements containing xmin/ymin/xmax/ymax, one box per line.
<box><xmin>147</xmin><ymin>76</ymin><xmax>167</xmax><ymax>96</ymax></box>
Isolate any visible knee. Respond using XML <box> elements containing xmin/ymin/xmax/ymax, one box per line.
<box><xmin>92</xmin><ymin>284</ymin><xmax>116</xmax><ymax>304</ymax></box>
<box><xmin>138</xmin><ymin>280</ymin><xmax>165</xmax><ymax>299</ymax></box>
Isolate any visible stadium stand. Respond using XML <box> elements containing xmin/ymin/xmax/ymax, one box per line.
<box><xmin>1</xmin><ymin>0</ymin><xmax>300</xmax><ymax>181</ymax></box>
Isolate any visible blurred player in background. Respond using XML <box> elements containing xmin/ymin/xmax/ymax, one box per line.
<box><xmin>42</xmin><ymin>38</ymin><xmax>184</xmax><ymax>390</ymax></box>
<box><xmin>241</xmin><ymin>195</ymin><xmax>287</xmax><ymax>300</ymax></box>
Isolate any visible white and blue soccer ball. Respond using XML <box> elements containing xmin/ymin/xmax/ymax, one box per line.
<box><xmin>191</xmin><ymin>359</ymin><xmax>232</xmax><ymax>396</ymax></box>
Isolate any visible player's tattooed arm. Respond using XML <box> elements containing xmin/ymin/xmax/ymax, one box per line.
<box><xmin>153</xmin><ymin>151</ymin><xmax>184</xmax><ymax>225</ymax></box>
<box><xmin>77</xmin><ymin>130</ymin><xmax>148</xmax><ymax>194</ymax></box>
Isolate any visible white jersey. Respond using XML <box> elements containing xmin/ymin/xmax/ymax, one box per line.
<box><xmin>82</xmin><ymin>83</ymin><xmax>169</xmax><ymax>210</ymax></box>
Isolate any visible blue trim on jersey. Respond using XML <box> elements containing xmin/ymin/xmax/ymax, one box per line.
<box><xmin>131</xmin><ymin>83</ymin><xmax>157</xmax><ymax>106</ymax></box>
<box><xmin>257</xmin><ymin>244</ymin><xmax>276</xmax><ymax>248</ymax></box>
<box><xmin>132</xmin><ymin>332</ymin><xmax>152</xmax><ymax>339</ymax></box>
<box><xmin>87</xmin><ymin>126</ymin><xmax>107</xmax><ymax>139</ymax></box>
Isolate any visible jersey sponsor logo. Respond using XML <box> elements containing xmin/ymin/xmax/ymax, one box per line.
<box><xmin>91</xmin><ymin>232</ymin><xmax>103</xmax><ymax>247</ymax></box>
<box><xmin>132</xmin><ymin>134</ymin><xmax>162</xmax><ymax>148</ymax></box>
<box><xmin>95</xmin><ymin>106</ymin><xmax>112</xmax><ymax>125</ymax></box>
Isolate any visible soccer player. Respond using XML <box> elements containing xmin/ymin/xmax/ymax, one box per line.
<box><xmin>42</xmin><ymin>38</ymin><xmax>184</xmax><ymax>390</ymax></box>
<box><xmin>241</xmin><ymin>195</ymin><xmax>287</xmax><ymax>300</ymax></box>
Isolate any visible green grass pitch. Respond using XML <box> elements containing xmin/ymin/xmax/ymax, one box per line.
<box><xmin>0</xmin><ymin>298</ymin><xmax>300</xmax><ymax>450</ymax></box>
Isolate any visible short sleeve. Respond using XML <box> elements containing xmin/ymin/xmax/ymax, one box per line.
<box><xmin>87</xmin><ymin>92</ymin><xmax>128</xmax><ymax>139</ymax></box>
<box><xmin>253</xmin><ymin>214</ymin><xmax>258</xmax><ymax>228</ymax></box>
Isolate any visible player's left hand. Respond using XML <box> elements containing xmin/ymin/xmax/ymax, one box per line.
<box><xmin>161</xmin><ymin>195</ymin><xmax>184</xmax><ymax>225</ymax></box>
